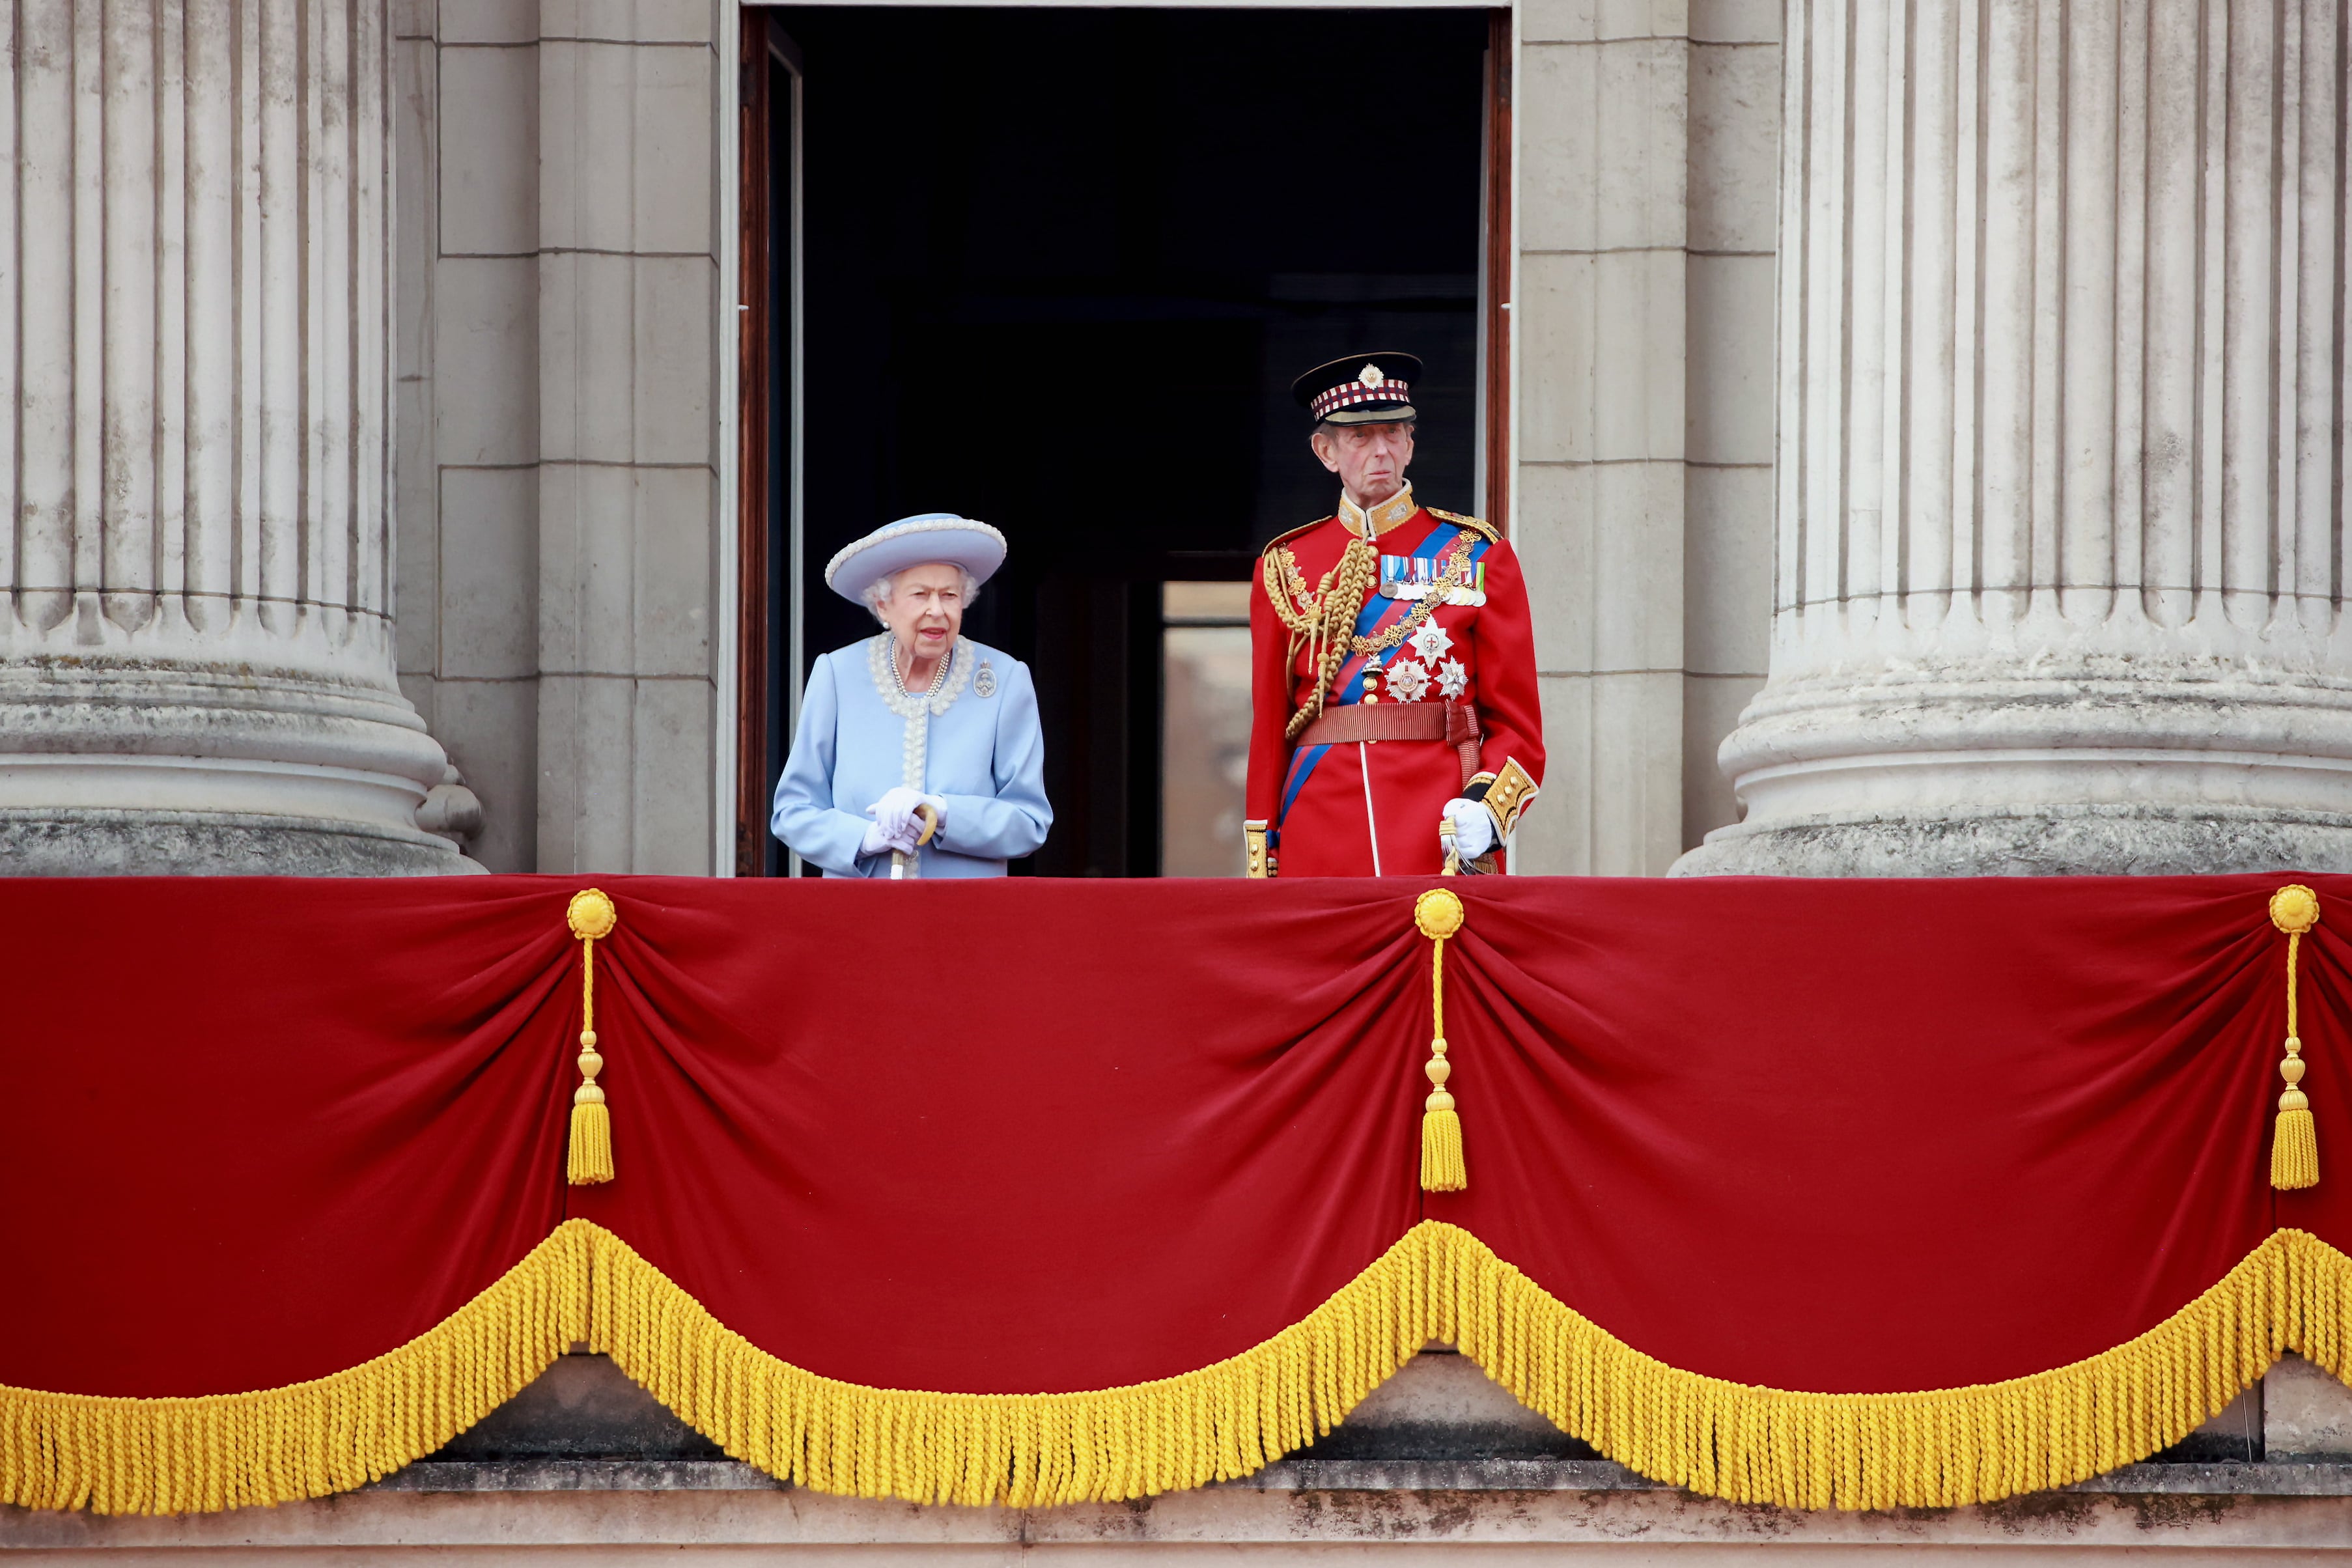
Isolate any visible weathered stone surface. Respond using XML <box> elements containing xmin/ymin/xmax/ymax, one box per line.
<box><xmin>2270</xmin><ymin>1354</ymin><xmax>2352</xmax><ymax>1459</ymax></box>
<box><xmin>0</xmin><ymin>0</ymin><xmax>475</xmax><ymax>877</ymax></box>
<box><xmin>428</xmin><ymin>1352</ymin><xmax>721</xmax><ymax>1463</ymax></box>
<box><xmin>1679</xmin><ymin>1</ymin><xmax>2352</xmax><ymax>878</ymax></box>
<box><xmin>12</xmin><ymin>1457</ymin><xmax>2352</xmax><ymax>1558</ymax></box>
<box><xmin>369</xmin><ymin>1454</ymin><xmax>2352</xmax><ymax>1498</ymax></box>
<box><xmin>0</xmin><ymin>810</ymin><xmax>463</xmax><ymax>878</ymax></box>
<box><xmin>1511</xmin><ymin>11</ymin><xmax>1782</xmax><ymax>873</ymax></box>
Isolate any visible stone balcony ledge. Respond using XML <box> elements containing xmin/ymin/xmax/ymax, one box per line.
<box><xmin>372</xmin><ymin>1455</ymin><xmax>2352</xmax><ymax>1498</ymax></box>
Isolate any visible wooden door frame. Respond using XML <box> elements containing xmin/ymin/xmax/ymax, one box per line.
<box><xmin>734</xmin><ymin>12</ymin><xmax>802</xmax><ymax>875</ymax></box>
<box><xmin>733</xmin><ymin>8</ymin><xmax>771</xmax><ymax>877</ymax></box>
<box><xmin>1481</xmin><ymin>5</ymin><xmax>1513</xmax><ymax>529</ymax></box>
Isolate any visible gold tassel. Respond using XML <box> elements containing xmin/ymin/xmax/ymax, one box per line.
<box><xmin>567</xmin><ymin>888</ymin><xmax>619</xmax><ymax>1186</ymax></box>
<box><xmin>2271</xmin><ymin>884</ymin><xmax>2322</xmax><ymax>1190</ymax></box>
<box><xmin>1415</xmin><ymin>888</ymin><xmax>1468</xmax><ymax>1191</ymax></box>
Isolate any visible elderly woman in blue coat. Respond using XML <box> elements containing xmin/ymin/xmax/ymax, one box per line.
<box><xmin>772</xmin><ymin>515</ymin><xmax>1052</xmax><ymax>877</ymax></box>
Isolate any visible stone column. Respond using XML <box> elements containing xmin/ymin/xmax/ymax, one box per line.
<box><xmin>1681</xmin><ymin>0</ymin><xmax>2351</xmax><ymax>875</ymax></box>
<box><xmin>1</xmin><ymin>0</ymin><xmax>470</xmax><ymax>874</ymax></box>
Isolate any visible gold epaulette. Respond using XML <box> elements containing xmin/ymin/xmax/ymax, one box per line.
<box><xmin>1428</xmin><ymin>508</ymin><xmax>1500</xmax><ymax>544</ymax></box>
<box><xmin>1259</xmin><ymin>517</ymin><xmax>1338</xmax><ymax>613</ymax></box>
<box><xmin>1261</xmin><ymin>516</ymin><xmax>1336</xmax><ymax>557</ymax></box>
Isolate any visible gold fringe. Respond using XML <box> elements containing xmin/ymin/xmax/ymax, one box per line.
<box><xmin>582</xmin><ymin>1220</ymin><xmax>2352</xmax><ymax>1513</ymax></box>
<box><xmin>1440</xmin><ymin>1224</ymin><xmax>2350</xmax><ymax>1512</ymax></box>
<box><xmin>582</xmin><ymin>1220</ymin><xmax>1437</xmax><ymax>1507</ymax></box>
<box><xmin>14</xmin><ymin>1220</ymin><xmax>2352</xmax><ymax>1516</ymax></box>
<box><xmin>0</xmin><ymin>1221</ymin><xmax>591</xmax><ymax>1516</ymax></box>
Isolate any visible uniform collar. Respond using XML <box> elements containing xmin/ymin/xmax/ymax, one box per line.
<box><xmin>1339</xmin><ymin>483</ymin><xmax>1418</xmax><ymax>540</ymax></box>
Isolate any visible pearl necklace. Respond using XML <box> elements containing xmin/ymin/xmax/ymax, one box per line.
<box><xmin>889</xmin><ymin>639</ymin><xmax>953</xmax><ymax>703</ymax></box>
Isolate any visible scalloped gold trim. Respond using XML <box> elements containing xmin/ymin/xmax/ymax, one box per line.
<box><xmin>0</xmin><ymin>1222</ymin><xmax>591</xmax><ymax>1515</ymax></box>
<box><xmin>12</xmin><ymin>1220</ymin><xmax>2347</xmax><ymax>1516</ymax></box>
<box><xmin>585</xmin><ymin>1222</ymin><xmax>2352</xmax><ymax>1512</ymax></box>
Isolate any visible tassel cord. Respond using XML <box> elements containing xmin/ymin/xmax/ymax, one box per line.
<box><xmin>1415</xmin><ymin>889</ymin><xmax>1468</xmax><ymax>1192</ymax></box>
<box><xmin>2289</xmin><ymin>928</ymin><xmax>2303</xmax><ymax>1042</ymax></box>
<box><xmin>567</xmin><ymin>889</ymin><xmax>619</xmax><ymax>1186</ymax></box>
<box><xmin>1431</xmin><ymin>930</ymin><xmax>1446</xmax><ymax>1044</ymax></box>
<box><xmin>2270</xmin><ymin>886</ymin><xmax>2321</xmax><ymax>1191</ymax></box>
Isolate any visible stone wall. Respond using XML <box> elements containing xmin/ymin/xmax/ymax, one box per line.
<box><xmin>393</xmin><ymin>0</ymin><xmax>723</xmax><ymax>875</ymax></box>
<box><xmin>1509</xmin><ymin>0</ymin><xmax>1781</xmax><ymax>876</ymax></box>
<box><xmin>16</xmin><ymin>1464</ymin><xmax>2351</xmax><ymax>1560</ymax></box>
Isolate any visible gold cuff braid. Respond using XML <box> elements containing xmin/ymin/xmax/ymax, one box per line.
<box><xmin>1481</xmin><ymin>758</ymin><xmax>1539</xmax><ymax>837</ymax></box>
<box><xmin>1243</xmin><ymin>821</ymin><xmax>1275</xmax><ymax>879</ymax></box>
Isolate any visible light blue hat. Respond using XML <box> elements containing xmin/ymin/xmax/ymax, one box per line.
<box><xmin>823</xmin><ymin>513</ymin><xmax>1008</xmax><ymax>604</ymax></box>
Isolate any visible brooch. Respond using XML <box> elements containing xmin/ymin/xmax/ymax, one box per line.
<box><xmin>975</xmin><ymin>660</ymin><xmax>998</xmax><ymax>699</ymax></box>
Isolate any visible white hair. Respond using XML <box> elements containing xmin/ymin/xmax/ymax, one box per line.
<box><xmin>861</xmin><ymin>565</ymin><xmax>982</xmax><ymax>624</ymax></box>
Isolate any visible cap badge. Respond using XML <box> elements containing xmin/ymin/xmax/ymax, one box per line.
<box><xmin>1359</xmin><ymin>363</ymin><xmax>1386</xmax><ymax>388</ymax></box>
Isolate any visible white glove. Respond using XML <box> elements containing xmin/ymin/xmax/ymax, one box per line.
<box><xmin>859</xmin><ymin>817</ymin><xmax>919</xmax><ymax>859</ymax></box>
<box><xmin>865</xmin><ymin>786</ymin><xmax>924</xmax><ymax>845</ymax></box>
<box><xmin>1442</xmin><ymin>798</ymin><xmax>1496</xmax><ymax>861</ymax></box>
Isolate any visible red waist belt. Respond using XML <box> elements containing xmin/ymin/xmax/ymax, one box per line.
<box><xmin>1296</xmin><ymin>701</ymin><xmax>1483</xmax><ymax>787</ymax></box>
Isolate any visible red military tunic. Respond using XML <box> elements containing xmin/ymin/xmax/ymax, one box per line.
<box><xmin>1245</xmin><ymin>484</ymin><xmax>1543</xmax><ymax>877</ymax></box>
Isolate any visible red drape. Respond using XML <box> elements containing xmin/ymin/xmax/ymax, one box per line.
<box><xmin>5</xmin><ymin>872</ymin><xmax>2344</xmax><ymax>1405</ymax></box>
<box><xmin>2</xmin><ymin>880</ymin><xmax>576</xmax><ymax>1397</ymax></box>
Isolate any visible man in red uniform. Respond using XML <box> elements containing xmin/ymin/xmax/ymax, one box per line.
<box><xmin>1243</xmin><ymin>354</ymin><xmax>1543</xmax><ymax>877</ymax></box>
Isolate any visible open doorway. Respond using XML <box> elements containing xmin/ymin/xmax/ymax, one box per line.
<box><xmin>738</xmin><ymin>5</ymin><xmax>1506</xmax><ymax>875</ymax></box>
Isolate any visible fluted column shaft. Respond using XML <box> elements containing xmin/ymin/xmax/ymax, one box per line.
<box><xmin>1</xmin><ymin>0</ymin><xmax>466</xmax><ymax>873</ymax></box>
<box><xmin>1683</xmin><ymin>0</ymin><xmax>2352</xmax><ymax>876</ymax></box>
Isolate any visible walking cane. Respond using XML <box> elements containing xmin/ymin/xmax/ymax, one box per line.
<box><xmin>890</xmin><ymin>803</ymin><xmax>941</xmax><ymax>880</ymax></box>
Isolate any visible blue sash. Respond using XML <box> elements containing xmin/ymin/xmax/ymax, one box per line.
<box><xmin>1275</xmin><ymin>523</ymin><xmax>1491</xmax><ymax>835</ymax></box>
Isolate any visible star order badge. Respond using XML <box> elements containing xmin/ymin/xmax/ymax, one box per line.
<box><xmin>975</xmin><ymin>660</ymin><xmax>998</xmax><ymax>699</ymax></box>
<box><xmin>1385</xmin><ymin>657</ymin><xmax>1432</xmax><ymax>704</ymax></box>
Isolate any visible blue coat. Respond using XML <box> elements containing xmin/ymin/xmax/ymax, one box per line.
<box><xmin>772</xmin><ymin>635</ymin><xmax>1052</xmax><ymax>878</ymax></box>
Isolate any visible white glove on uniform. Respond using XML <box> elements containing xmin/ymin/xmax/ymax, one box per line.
<box><xmin>1442</xmin><ymin>797</ymin><xmax>1497</xmax><ymax>861</ymax></box>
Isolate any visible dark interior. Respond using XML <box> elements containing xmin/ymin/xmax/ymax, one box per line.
<box><xmin>761</xmin><ymin>7</ymin><xmax>1489</xmax><ymax>873</ymax></box>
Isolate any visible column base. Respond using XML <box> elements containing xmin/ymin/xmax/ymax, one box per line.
<box><xmin>0</xmin><ymin>649</ymin><xmax>483</xmax><ymax>877</ymax></box>
<box><xmin>1674</xmin><ymin>803</ymin><xmax>2352</xmax><ymax>878</ymax></box>
<box><xmin>0</xmin><ymin>809</ymin><xmax>481</xmax><ymax>876</ymax></box>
